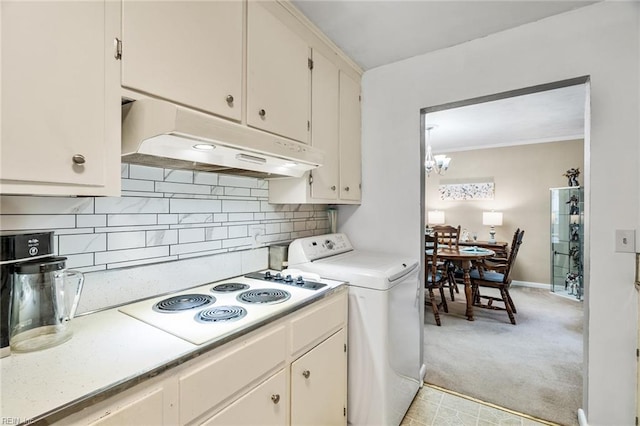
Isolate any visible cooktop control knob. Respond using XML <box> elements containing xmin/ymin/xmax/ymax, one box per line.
<box><xmin>284</xmin><ymin>274</ymin><xmax>293</xmax><ymax>283</ymax></box>
<box><xmin>264</xmin><ymin>271</ymin><xmax>272</xmax><ymax>279</ymax></box>
<box><xmin>275</xmin><ymin>273</ymin><xmax>283</xmax><ymax>280</ymax></box>
<box><xmin>296</xmin><ymin>276</ymin><xmax>305</xmax><ymax>285</ymax></box>
<box><xmin>325</xmin><ymin>239</ymin><xmax>334</xmax><ymax>250</ymax></box>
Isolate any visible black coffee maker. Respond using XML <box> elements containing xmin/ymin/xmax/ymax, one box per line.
<box><xmin>0</xmin><ymin>231</ymin><xmax>55</xmax><ymax>358</ymax></box>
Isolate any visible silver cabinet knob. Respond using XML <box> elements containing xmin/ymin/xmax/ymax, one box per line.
<box><xmin>302</xmin><ymin>370</ymin><xmax>311</xmax><ymax>379</ymax></box>
<box><xmin>331</xmin><ymin>185</ymin><xmax>336</xmax><ymax>191</ymax></box>
<box><xmin>226</xmin><ymin>95</ymin><xmax>234</xmax><ymax>104</ymax></box>
<box><xmin>344</xmin><ymin>186</ymin><xmax>350</xmax><ymax>192</ymax></box>
<box><xmin>72</xmin><ymin>154</ymin><xmax>86</xmax><ymax>165</ymax></box>
<box><xmin>271</xmin><ymin>394</ymin><xmax>280</xmax><ymax>404</ymax></box>
<box><xmin>258</xmin><ymin>109</ymin><xmax>266</xmax><ymax>118</ymax></box>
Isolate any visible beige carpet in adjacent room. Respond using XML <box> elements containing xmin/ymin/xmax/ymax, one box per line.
<box><xmin>423</xmin><ymin>286</ymin><xmax>583</xmax><ymax>426</ymax></box>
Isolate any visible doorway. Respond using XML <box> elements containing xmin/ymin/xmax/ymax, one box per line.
<box><xmin>419</xmin><ymin>77</ymin><xmax>590</xmax><ymax>426</ymax></box>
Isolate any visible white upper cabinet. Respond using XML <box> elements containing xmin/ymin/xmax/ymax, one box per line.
<box><xmin>121</xmin><ymin>0</ymin><xmax>243</xmax><ymax>121</ymax></box>
<box><xmin>247</xmin><ymin>2</ymin><xmax>311</xmax><ymax>143</ymax></box>
<box><xmin>268</xmin><ymin>62</ymin><xmax>361</xmax><ymax>205</ymax></box>
<box><xmin>309</xmin><ymin>50</ymin><xmax>340</xmax><ymax>201</ymax></box>
<box><xmin>338</xmin><ymin>71</ymin><xmax>362</xmax><ymax>201</ymax></box>
<box><xmin>0</xmin><ymin>1</ymin><xmax>121</xmax><ymax>196</ymax></box>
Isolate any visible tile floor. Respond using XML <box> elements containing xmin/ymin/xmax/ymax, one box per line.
<box><xmin>401</xmin><ymin>385</ymin><xmax>557</xmax><ymax>426</ymax></box>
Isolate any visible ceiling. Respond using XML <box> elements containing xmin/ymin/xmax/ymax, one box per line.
<box><xmin>292</xmin><ymin>0</ymin><xmax>592</xmax><ymax>151</ymax></box>
<box><xmin>425</xmin><ymin>84</ymin><xmax>586</xmax><ymax>153</ymax></box>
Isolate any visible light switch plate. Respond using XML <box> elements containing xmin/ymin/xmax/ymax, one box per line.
<box><xmin>615</xmin><ymin>229</ymin><xmax>636</xmax><ymax>253</ymax></box>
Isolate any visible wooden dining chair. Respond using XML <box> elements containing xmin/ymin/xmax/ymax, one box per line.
<box><xmin>432</xmin><ymin>225</ymin><xmax>461</xmax><ymax>301</ymax></box>
<box><xmin>425</xmin><ymin>232</ymin><xmax>449</xmax><ymax>326</ymax></box>
<box><xmin>470</xmin><ymin>229</ymin><xmax>525</xmax><ymax>325</ymax></box>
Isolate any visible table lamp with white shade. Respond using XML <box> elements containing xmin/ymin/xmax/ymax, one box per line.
<box><xmin>483</xmin><ymin>211</ymin><xmax>503</xmax><ymax>243</ymax></box>
<box><xmin>426</xmin><ymin>210</ymin><xmax>445</xmax><ymax>235</ymax></box>
<box><xmin>427</xmin><ymin>210</ymin><xmax>446</xmax><ymax>226</ymax></box>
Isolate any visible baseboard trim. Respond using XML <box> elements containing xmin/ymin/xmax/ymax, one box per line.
<box><xmin>578</xmin><ymin>408</ymin><xmax>588</xmax><ymax>426</ymax></box>
<box><xmin>511</xmin><ymin>280</ymin><xmax>549</xmax><ymax>289</ymax></box>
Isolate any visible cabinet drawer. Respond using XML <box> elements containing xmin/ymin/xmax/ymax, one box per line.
<box><xmin>290</xmin><ymin>291</ymin><xmax>347</xmax><ymax>356</ymax></box>
<box><xmin>179</xmin><ymin>325</ymin><xmax>286</xmax><ymax>424</ymax></box>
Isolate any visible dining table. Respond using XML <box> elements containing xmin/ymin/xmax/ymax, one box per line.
<box><xmin>426</xmin><ymin>246</ymin><xmax>495</xmax><ymax>321</ymax></box>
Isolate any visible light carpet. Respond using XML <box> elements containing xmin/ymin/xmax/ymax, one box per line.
<box><xmin>423</xmin><ymin>286</ymin><xmax>583</xmax><ymax>426</ymax></box>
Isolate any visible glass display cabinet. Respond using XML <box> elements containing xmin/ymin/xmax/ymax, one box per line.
<box><xmin>550</xmin><ymin>186</ymin><xmax>584</xmax><ymax>300</ymax></box>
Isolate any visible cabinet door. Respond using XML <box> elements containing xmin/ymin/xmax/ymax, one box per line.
<box><xmin>121</xmin><ymin>0</ymin><xmax>243</xmax><ymax>121</ymax></box>
<box><xmin>247</xmin><ymin>2</ymin><xmax>310</xmax><ymax>143</ymax></box>
<box><xmin>1</xmin><ymin>1</ymin><xmax>117</xmax><ymax>191</ymax></box>
<box><xmin>339</xmin><ymin>72</ymin><xmax>362</xmax><ymax>201</ymax></box>
<box><xmin>291</xmin><ymin>329</ymin><xmax>347</xmax><ymax>426</ymax></box>
<box><xmin>310</xmin><ymin>50</ymin><xmax>340</xmax><ymax>200</ymax></box>
<box><xmin>202</xmin><ymin>370</ymin><xmax>287</xmax><ymax>426</ymax></box>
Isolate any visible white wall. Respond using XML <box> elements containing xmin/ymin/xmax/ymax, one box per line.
<box><xmin>340</xmin><ymin>2</ymin><xmax>640</xmax><ymax>425</ymax></box>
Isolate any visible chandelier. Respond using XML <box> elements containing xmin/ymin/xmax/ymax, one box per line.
<box><xmin>424</xmin><ymin>125</ymin><xmax>451</xmax><ymax>176</ymax></box>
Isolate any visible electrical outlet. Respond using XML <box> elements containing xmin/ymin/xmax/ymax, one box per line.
<box><xmin>615</xmin><ymin>229</ymin><xmax>636</xmax><ymax>253</ymax></box>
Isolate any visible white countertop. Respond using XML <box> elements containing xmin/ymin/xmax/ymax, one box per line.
<box><xmin>0</xmin><ymin>275</ymin><xmax>345</xmax><ymax>425</ymax></box>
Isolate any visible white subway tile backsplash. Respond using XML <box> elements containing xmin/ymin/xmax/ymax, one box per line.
<box><xmin>108</xmin><ymin>231</ymin><xmax>146</xmax><ymax>250</ymax></box>
<box><xmin>0</xmin><ymin>196</ymin><xmax>94</xmax><ymax>215</ymax></box>
<box><xmin>170</xmin><ymin>240</ymin><xmax>222</xmax><ymax>255</ymax></box>
<box><xmin>121</xmin><ymin>179</ymin><xmax>155</xmax><ymax>192</ymax></box>
<box><xmin>205</xmin><ymin>227</ymin><xmax>228</xmax><ymax>241</ymax></box>
<box><xmin>77</xmin><ymin>215</ymin><xmax>107</xmax><ymax>228</ymax></box>
<box><xmin>64</xmin><ymin>253</ymin><xmax>95</xmax><ymax>269</ymax></box>
<box><xmin>59</xmin><ymin>233</ymin><xmax>107</xmax><ymax>255</ymax></box>
<box><xmin>177</xmin><ymin>213</ymin><xmax>214</xmax><ymax>224</ymax></box>
<box><xmin>169</xmin><ymin>199</ymin><xmax>221</xmax><ymax>214</ymax></box>
<box><xmin>194</xmin><ymin>171</ymin><xmax>218</xmax><ymax>185</ymax></box>
<box><xmin>164</xmin><ymin>169</ymin><xmax>193</xmax><ymax>183</ymax></box>
<box><xmin>228</xmin><ymin>213</ymin><xmax>254</xmax><ymax>222</ymax></box>
<box><xmin>293</xmin><ymin>221</ymin><xmax>307</xmax><ymax>232</ymax></box>
<box><xmin>179</xmin><ymin>228</ymin><xmax>205</xmax><ymax>243</ymax></box>
<box><xmin>218</xmin><ymin>175</ymin><xmax>261</xmax><ymax>188</ymax></box>
<box><xmin>224</xmin><ymin>187</ymin><xmax>251</xmax><ymax>197</ymax></box>
<box><xmin>107</xmin><ymin>214</ymin><xmax>157</xmax><ymax>227</ymax></box>
<box><xmin>129</xmin><ymin>164</ymin><xmax>164</xmax><ymax>181</ymax></box>
<box><xmin>228</xmin><ymin>225</ymin><xmax>248</xmax><ymax>238</ymax></box>
<box><xmin>95</xmin><ymin>246</ymin><xmax>170</xmax><ymax>264</ymax></box>
<box><xmin>0</xmin><ymin>215</ymin><xmax>76</xmax><ymax>231</ymax></box>
<box><xmin>155</xmin><ymin>181</ymin><xmax>213</xmax><ymax>195</ymax></box>
<box><xmin>96</xmin><ymin>197</ymin><xmax>169</xmax><ymax>214</ymax></box>
<box><xmin>146</xmin><ymin>229</ymin><xmax>178</xmax><ymax>246</ymax></box>
<box><xmin>222</xmin><ymin>200</ymin><xmax>260</xmax><ymax>213</ymax></box>
<box><xmin>266</xmin><ymin>223</ymin><xmax>281</xmax><ymax>234</ymax></box>
<box><xmin>120</xmin><ymin>191</ymin><xmax>165</xmax><ymax>198</ymax></box>
<box><xmin>106</xmin><ymin>255</ymin><xmax>179</xmax><ymax>270</ymax></box>
<box><xmin>0</xmin><ymin>165</ymin><xmax>329</xmax><ymax>287</ymax></box>
<box><xmin>158</xmin><ymin>214</ymin><xmax>179</xmax><ymax>225</ymax></box>
<box><xmin>222</xmin><ymin>237</ymin><xmax>253</xmax><ymax>249</ymax></box>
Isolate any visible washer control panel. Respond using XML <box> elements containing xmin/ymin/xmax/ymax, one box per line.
<box><xmin>288</xmin><ymin>233</ymin><xmax>353</xmax><ymax>263</ymax></box>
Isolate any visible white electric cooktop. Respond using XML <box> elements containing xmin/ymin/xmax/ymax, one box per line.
<box><xmin>119</xmin><ymin>270</ymin><xmax>340</xmax><ymax>345</ymax></box>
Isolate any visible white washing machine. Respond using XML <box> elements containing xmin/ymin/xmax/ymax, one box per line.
<box><xmin>287</xmin><ymin>233</ymin><xmax>423</xmax><ymax>426</ymax></box>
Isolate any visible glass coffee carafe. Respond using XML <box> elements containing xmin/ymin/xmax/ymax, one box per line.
<box><xmin>9</xmin><ymin>256</ymin><xmax>84</xmax><ymax>353</ymax></box>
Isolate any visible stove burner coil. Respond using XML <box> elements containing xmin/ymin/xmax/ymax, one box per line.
<box><xmin>153</xmin><ymin>294</ymin><xmax>215</xmax><ymax>313</ymax></box>
<box><xmin>195</xmin><ymin>305</ymin><xmax>248</xmax><ymax>323</ymax></box>
<box><xmin>237</xmin><ymin>288</ymin><xmax>291</xmax><ymax>305</ymax></box>
<box><xmin>211</xmin><ymin>283</ymin><xmax>250</xmax><ymax>293</ymax></box>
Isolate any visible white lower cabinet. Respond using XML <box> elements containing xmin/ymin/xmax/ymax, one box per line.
<box><xmin>202</xmin><ymin>370</ymin><xmax>287</xmax><ymax>426</ymax></box>
<box><xmin>291</xmin><ymin>329</ymin><xmax>347</xmax><ymax>426</ymax></box>
<box><xmin>53</xmin><ymin>289</ymin><xmax>347</xmax><ymax>426</ymax></box>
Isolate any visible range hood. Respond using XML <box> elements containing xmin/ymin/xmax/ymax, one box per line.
<box><xmin>122</xmin><ymin>99</ymin><xmax>323</xmax><ymax>178</ymax></box>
